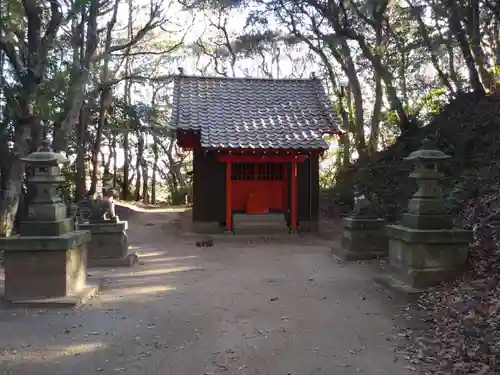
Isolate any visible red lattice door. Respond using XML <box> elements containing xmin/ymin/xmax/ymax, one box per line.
<box><xmin>231</xmin><ymin>163</ymin><xmax>286</xmax><ymax>214</ymax></box>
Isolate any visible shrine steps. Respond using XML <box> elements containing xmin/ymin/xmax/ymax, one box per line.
<box><xmin>232</xmin><ymin>213</ymin><xmax>291</xmax><ymax>235</ymax></box>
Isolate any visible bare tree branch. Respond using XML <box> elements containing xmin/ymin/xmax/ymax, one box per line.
<box><xmin>94</xmin><ymin>2</ymin><xmax>166</xmax><ymax>60</ymax></box>
<box><xmin>40</xmin><ymin>0</ymin><xmax>63</xmax><ymax>64</ymax></box>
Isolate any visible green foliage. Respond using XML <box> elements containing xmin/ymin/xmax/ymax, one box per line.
<box><xmin>326</xmin><ymin>92</ymin><xmax>500</xmax><ymax>221</ymax></box>
<box><xmin>74</xmin><ymin>0</ymin><xmax>92</xmax><ymax>6</ymax></box>
<box><xmin>319</xmin><ymin>165</ymin><xmax>335</xmax><ymax>189</ymax></box>
<box><xmin>418</xmin><ymin>87</ymin><xmax>449</xmax><ymax>119</ymax></box>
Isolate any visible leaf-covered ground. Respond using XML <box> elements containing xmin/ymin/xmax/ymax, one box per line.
<box><xmin>400</xmin><ymin>192</ymin><xmax>500</xmax><ymax>374</ymax></box>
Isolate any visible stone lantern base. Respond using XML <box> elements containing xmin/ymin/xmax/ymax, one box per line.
<box><xmin>20</xmin><ymin>217</ymin><xmax>75</xmax><ymax>237</ymax></box>
<box><xmin>0</xmin><ymin>231</ymin><xmax>101</xmax><ymax>308</ymax></box>
<box><xmin>374</xmin><ymin>224</ymin><xmax>472</xmax><ymax>294</ymax></box>
<box><xmin>78</xmin><ymin>220</ymin><xmax>137</xmax><ymax>268</ymax></box>
<box><xmin>332</xmin><ymin>217</ymin><xmax>388</xmax><ymax>261</ymax></box>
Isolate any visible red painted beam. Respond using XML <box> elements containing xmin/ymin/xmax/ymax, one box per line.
<box><xmin>216</xmin><ymin>155</ymin><xmax>308</xmax><ymax>163</ymax></box>
<box><xmin>176</xmin><ymin>129</ymin><xmax>200</xmax><ymax>149</ymax></box>
<box><xmin>282</xmin><ymin>164</ymin><xmax>288</xmax><ymax>210</ymax></box>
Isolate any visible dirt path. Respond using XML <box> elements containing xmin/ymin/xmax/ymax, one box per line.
<box><xmin>0</xmin><ymin>208</ymin><xmax>412</xmax><ymax>375</ymax></box>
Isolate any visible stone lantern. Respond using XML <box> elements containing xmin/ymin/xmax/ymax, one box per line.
<box><xmin>401</xmin><ymin>137</ymin><xmax>452</xmax><ymax>230</ymax></box>
<box><xmin>0</xmin><ymin>141</ymin><xmax>99</xmax><ymax>307</ymax></box>
<box><xmin>375</xmin><ymin>137</ymin><xmax>472</xmax><ymax>294</ymax></box>
<box><xmin>20</xmin><ymin>141</ymin><xmax>73</xmax><ymax>235</ymax></box>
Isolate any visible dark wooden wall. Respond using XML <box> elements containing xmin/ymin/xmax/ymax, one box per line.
<box><xmin>192</xmin><ymin>149</ymin><xmax>226</xmax><ymax>223</ymax></box>
<box><xmin>297</xmin><ymin>153</ymin><xmax>320</xmax><ymax>223</ymax></box>
<box><xmin>192</xmin><ymin>149</ymin><xmax>320</xmax><ymax>224</ymax></box>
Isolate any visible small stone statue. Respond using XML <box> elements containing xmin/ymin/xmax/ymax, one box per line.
<box><xmin>353</xmin><ymin>190</ymin><xmax>374</xmax><ymax>217</ymax></box>
<box><xmin>90</xmin><ymin>196</ymin><xmax>117</xmax><ymax>222</ymax></box>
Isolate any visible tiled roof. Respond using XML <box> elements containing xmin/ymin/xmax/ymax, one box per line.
<box><xmin>171</xmin><ymin>75</ymin><xmax>342</xmax><ymax>150</ymax></box>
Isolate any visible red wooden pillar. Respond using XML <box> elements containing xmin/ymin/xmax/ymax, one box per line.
<box><xmin>290</xmin><ymin>161</ymin><xmax>297</xmax><ymax>230</ymax></box>
<box><xmin>226</xmin><ymin>161</ymin><xmax>232</xmax><ymax>231</ymax></box>
<box><xmin>282</xmin><ymin>164</ymin><xmax>287</xmax><ymax>208</ymax></box>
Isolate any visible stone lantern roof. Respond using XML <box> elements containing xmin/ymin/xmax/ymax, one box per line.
<box><xmin>404</xmin><ymin>137</ymin><xmax>451</xmax><ymax>163</ymax></box>
<box><xmin>20</xmin><ymin>140</ymin><xmax>68</xmax><ymax>165</ymax></box>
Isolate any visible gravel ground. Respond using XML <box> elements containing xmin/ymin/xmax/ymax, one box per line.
<box><xmin>0</xmin><ymin>207</ymin><xmax>412</xmax><ymax>375</ymax></box>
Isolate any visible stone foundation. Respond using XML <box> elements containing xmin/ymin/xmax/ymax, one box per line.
<box><xmin>233</xmin><ymin>213</ymin><xmax>289</xmax><ymax>235</ymax></box>
<box><xmin>298</xmin><ymin>221</ymin><xmax>319</xmax><ymax>233</ymax></box>
<box><xmin>20</xmin><ymin>218</ymin><xmax>74</xmax><ymax>236</ymax></box>
<box><xmin>333</xmin><ymin>217</ymin><xmax>387</xmax><ymax>261</ymax></box>
<box><xmin>375</xmin><ymin>224</ymin><xmax>472</xmax><ymax>293</ymax></box>
<box><xmin>4</xmin><ymin>246</ymin><xmax>86</xmax><ymax>300</ymax></box>
<box><xmin>0</xmin><ymin>231</ymin><xmax>99</xmax><ymax>306</ymax></box>
<box><xmin>192</xmin><ymin>221</ymin><xmax>224</xmax><ymax>234</ymax></box>
<box><xmin>79</xmin><ymin>221</ymin><xmax>136</xmax><ymax>267</ymax></box>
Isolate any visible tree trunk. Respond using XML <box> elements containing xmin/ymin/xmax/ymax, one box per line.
<box><xmin>338</xmin><ymin>40</ymin><xmax>366</xmax><ymax>156</ymax></box>
<box><xmin>341</xmin><ymin>134</ymin><xmax>350</xmax><ymax>167</ymax></box>
<box><xmin>400</xmin><ymin>52</ymin><xmax>408</xmax><ymax>108</ymax></box>
<box><xmin>369</xmin><ymin>70</ymin><xmax>383</xmax><ymax>155</ymax></box>
<box><xmin>466</xmin><ymin>0</ymin><xmax>494</xmax><ymax>89</ymax></box>
<box><xmin>112</xmin><ymin>134</ymin><xmax>118</xmax><ymax>187</ymax></box>
<box><xmin>409</xmin><ymin>1</ymin><xmax>456</xmax><ymax>94</ymax></box>
<box><xmin>134</xmin><ymin>130</ymin><xmax>144</xmax><ymax>201</ymax></box>
<box><xmin>121</xmin><ymin>0</ymin><xmax>134</xmax><ymax>200</ymax></box>
<box><xmin>105</xmin><ymin>144</ymin><xmax>112</xmax><ymax>173</ymax></box>
<box><xmin>447</xmin><ymin>33</ymin><xmax>461</xmax><ymax>91</ymax></box>
<box><xmin>0</xmin><ymin>116</ymin><xmax>31</xmax><ymax>237</ymax></box>
<box><xmin>320</xmin><ymin>32</ymin><xmax>365</xmax><ymax>154</ymax></box>
<box><xmin>338</xmin><ymin>88</ymin><xmax>351</xmax><ymax>166</ymax></box>
<box><xmin>448</xmin><ymin>2</ymin><xmax>485</xmax><ymax>94</ymax></box>
<box><xmin>139</xmin><ymin>132</ymin><xmax>148</xmax><ymax>204</ymax></box>
<box><xmin>355</xmin><ymin>37</ymin><xmax>412</xmax><ymax>132</ymax></box>
<box><xmin>75</xmin><ymin>105</ymin><xmax>88</xmax><ymax>201</ymax></box>
<box><xmin>89</xmin><ymin>93</ymin><xmax>107</xmax><ymax>195</ymax></box>
<box><xmin>120</xmin><ymin>131</ymin><xmax>128</xmax><ymax>198</ymax></box>
<box><xmin>134</xmin><ymin>170</ymin><xmax>141</xmax><ymax>202</ymax></box>
<box><xmin>495</xmin><ymin>17</ymin><xmax>500</xmax><ymax>66</ymax></box>
<box><xmin>53</xmin><ymin>0</ymin><xmax>99</xmax><ymax>152</ymax></box>
<box><xmin>151</xmin><ymin>141</ymin><xmax>158</xmax><ymax>204</ymax></box>
<box><xmin>142</xmin><ymin>164</ymin><xmax>149</xmax><ymax>204</ymax></box>
<box><xmin>89</xmin><ymin>0</ymin><xmax>120</xmax><ymax>194</ymax></box>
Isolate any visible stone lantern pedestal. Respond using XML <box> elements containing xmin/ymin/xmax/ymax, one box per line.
<box><xmin>0</xmin><ymin>142</ymin><xmax>100</xmax><ymax>307</ymax></box>
<box><xmin>332</xmin><ymin>193</ymin><xmax>388</xmax><ymax>261</ymax></box>
<box><xmin>375</xmin><ymin>138</ymin><xmax>472</xmax><ymax>294</ymax></box>
<box><xmin>78</xmin><ymin>195</ymin><xmax>137</xmax><ymax>267</ymax></box>
<box><xmin>79</xmin><ymin>219</ymin><xmax>137</xmax><ymax>268</ymax></box>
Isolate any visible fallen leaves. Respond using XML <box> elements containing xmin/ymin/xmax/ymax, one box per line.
<box><xmin>400</xmin><ymin>192</ymin><xmax>500</xmax><ymax>374</ymax></box>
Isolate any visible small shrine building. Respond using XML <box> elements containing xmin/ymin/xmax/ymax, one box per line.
<box><xmin>171</xmin><ymin>73</ymin><xmax>342</xmax><ymax>232</ymax></box>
